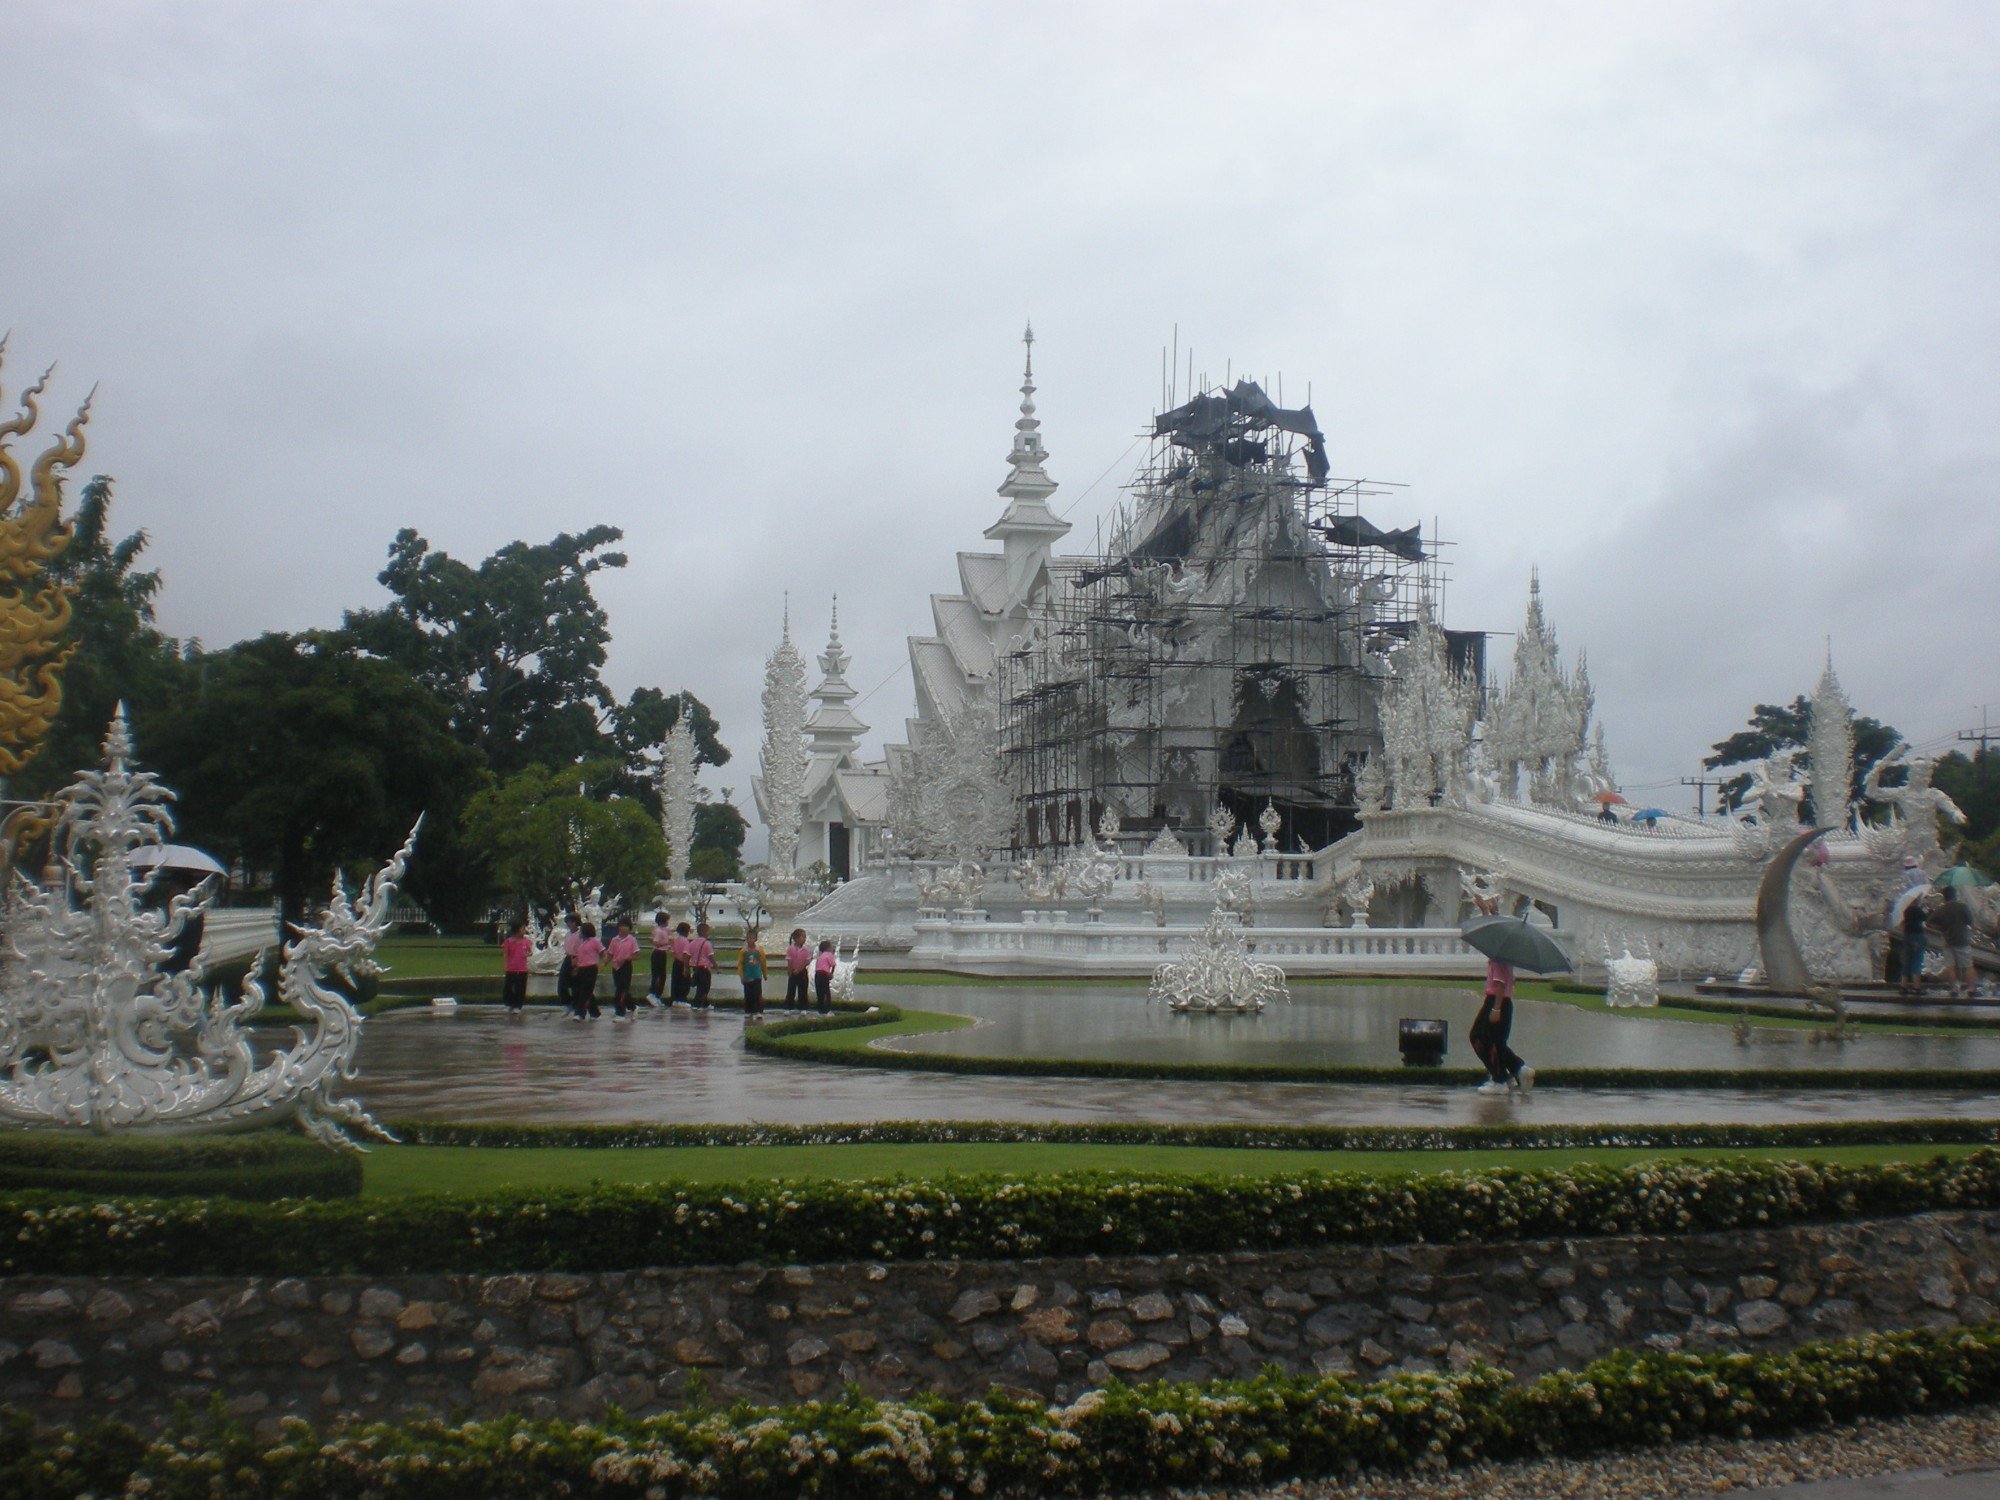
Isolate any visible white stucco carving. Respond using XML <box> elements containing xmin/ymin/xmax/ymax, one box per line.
<box><xmin>1380</xmin><ymin>600</ymin><xmax>1479</xmax><ymax>810</ymax></box>
<box><xmin>1484</xmin><ymin>574</ymin><xmax>1593</xmax><ymax>807</ymax></box>
<box><xmin>1862</xmin><ymin>741</ymin><xmax>1966</xmax><ymax>871</ymax></box>
<box><xmin>1150</xmin><ymin>905</ymin><xmax>1288</xmax><ymax>1013</ymax></box>
<box><xmin>759</xmin><ymin>612</ymin><xmax>812</xmax><ymax>876</ymax></box>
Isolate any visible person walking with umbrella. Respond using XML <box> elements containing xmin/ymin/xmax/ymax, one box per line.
<box><xmin>1460</xmin><ymin>893</ymin><xmax>1575</xmax><ymax>1092</ymax></box>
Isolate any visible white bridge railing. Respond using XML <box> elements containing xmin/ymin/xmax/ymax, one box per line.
<box><xmin>910</xmin><ymin>914</ymin><xmax>1486</xmax><ymax>977</ymax></box>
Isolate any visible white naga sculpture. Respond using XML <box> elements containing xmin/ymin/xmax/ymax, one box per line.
<box><xmin>0</xmin><ymin>713</ymin><xmax>406</xmax><ymax>1150</ymax></box>
<box><xmin>658</xmin><ymin>718</ymin><xmax>698</xmax><ymax>905</ymax></box>
<box><xmin>1862</xmin><ymin>742</ymin><xmax>1965</xmax><ymax>869</ymax></box>
<box><xmin>1150</xmin><ymin>901</ymin><xmax>1288</xmax><ymax>1013</ymax></box>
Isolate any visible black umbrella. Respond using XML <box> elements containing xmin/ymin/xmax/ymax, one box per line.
<box><xmin>1459</xmin><ymin>913</ymin><xmax>1571</xmax><ymax>974</ymax></box>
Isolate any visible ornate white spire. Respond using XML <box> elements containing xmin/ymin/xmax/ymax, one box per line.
<box><xmin>760</xmin><ymin>615</ymin><xmax>812</xmax><ymax>873</ymax></box>
<box><xmin>806</xmin><ymin>595</ymin><xmax>868</xmax><ymax>762</ymax></box>
<box><xmin>1807</xmin><ymin>645</ymin><xmax>1855</xmax><ymax>828</ymax></box>
<box><xmin>986</xmin><ymin>323</ymin><xmax>1069</xmax><ymax>611</ymax></box>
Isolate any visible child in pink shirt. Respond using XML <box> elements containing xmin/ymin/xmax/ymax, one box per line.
<box><xmin>689</xmin><ymin>922</ymin><xmax>716</xmax><ymax>1010</ymax></box>
<box><xmin>500</xmin><ymin>920</ymin><xmax>531</xmax><ymax>1016</ymax></box>
<box><xmin>812</xmin><ymin>938</ymin><xmax>837</xmax><ymax>1013</ymax></box>
<box><xmin>607</xmin><ymin>920</ymin><xmax>640</xmax><ymax>1019</ymax></box>
<box><xmin>647</xmin><ymin>911</ymin><xmax>671</xmax><ymax>1008</ymax></box>
<box><xmin>784</xmin><ymin>928</ymin><xmax>812</xmax><ymax>1009</ymax></box>
<box><xmin>570</xmin><ymin>923</ymin><xmax>604</xmax><ymax>1020</ymax></box>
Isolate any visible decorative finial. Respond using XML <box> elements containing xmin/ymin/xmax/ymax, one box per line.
<box><xmin>829</xmin><ymin>594</ymin><xmax>841</xmax><ymax>649</ymax></box>
<box><xmin>1019</xmin><ymin>322</ymin><xmax>1037</xmax><ymax>421</ymax></box>
<box><xmin>781</xmin><ymin>591</ymin><xmax>790</xmax><ymax>642</ymax></box>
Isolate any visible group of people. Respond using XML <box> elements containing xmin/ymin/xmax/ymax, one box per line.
<box><xmin>1890</xmin><ymin>855</ymin><xmax>1983</xmax><ymax>999</ymax></box>
<box><xmin>498</xmin><ymin>914</ymin><xmax>842</xmax><ymax>1019</ymax></box>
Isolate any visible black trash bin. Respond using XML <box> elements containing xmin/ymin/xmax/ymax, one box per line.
<box><xmin>1398</xmin><ymin>1017</ymin><xmax>1448</xmax><ymax>1067</ymax></box>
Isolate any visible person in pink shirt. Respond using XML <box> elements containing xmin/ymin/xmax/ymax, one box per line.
<box><xmin>570</xmin><ymin>921</ymin><xmax>604</xmax><ymax>1020</ymax></box>
<box><xmin>647</xmin><ymin>911</ymin><xmax>672</xmax><ymax>1009</ymax></box>
<box><xmin>558</xmin><ymin>912</ymin><xmax>582</xmax><ymax>1013</ymax></box>
<box><xmin>784</xmin><ymin>927</ymin><xmax>812</xmax><ymax>1009</ymax></box>
<box><xmin>607</xmin><ymin>919</ymin><xmax>640</xmax><ymax>1019</ymax></box>
<box><xmin>500</xmin><ymin>919</ymin><xmax>531</xmax><ymax>1017</ymax></box>
<box><xmin>669</xmin><ymin>922</ymin><xmax>694</xmax><ymax>1006</ymax></box>
<box><xmin>689</xmin><ymin>921</ymin><xmax>716</xmax><ymax>1010</ymax></box>
<box><xmin>812</xmin><ymin>937</ymin><xmax>837</xmax><ymax>1013</ymax></box>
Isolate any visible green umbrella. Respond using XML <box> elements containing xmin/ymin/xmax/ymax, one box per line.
<box><xmin>1459</xmin><ymin>914</ymin><xmax>1572</xmax><ymax>973</ymax></box>
<box><xmin>1935</xmin><ymin>865</ymin><xmax>1994</xmax><ymax>890</ymax></box>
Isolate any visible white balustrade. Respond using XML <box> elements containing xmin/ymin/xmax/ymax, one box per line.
<box><xmin>910</xmin><ymin>913</ymin><xmax>1488</xmax><ymax>976</ymax></box>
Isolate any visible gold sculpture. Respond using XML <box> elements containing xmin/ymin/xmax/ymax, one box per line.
<box><xmin>0</xmin><ymin>339</ymin><xmax>84</xmax><ymax>824</ymax></box>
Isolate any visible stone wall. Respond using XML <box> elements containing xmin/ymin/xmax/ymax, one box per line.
<box><xmin>2</xmin><ymin>1211</ymin><xmax>1994</xmax><ymax>1436</ymax></box>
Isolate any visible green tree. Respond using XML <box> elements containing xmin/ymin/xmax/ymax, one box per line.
<box><xmin>1935</xmin><ymin>747</ymin><xmax>2000</xmax><ymax>874</ymax></box>
<box><xmin>690</xmin><ymin>798</ymin><xmax>748</xmax><ymax>882</ymax></box>
<box><xmin>143</xmin><ymin>631</ymin><xmax>485</xmax><ymax>937</ymax></box>
<box><xmin>1703</xmin><ymin>696</ymin><xmax>1900</xmax><ymax>816</ymax></box>
<box><xmin>461</xmin><ymin>759</ymin><xmax>666</xmax><ymax>918</ymax></box>
<box><xmin>609</xmin><ymin>686</ymin><xmax>730</xmax><ymax>810</ymax></box>
<box><xmin>19</xmin><ymin>477</ymin><xmax>193</xmax><ymax>799</ymax></box>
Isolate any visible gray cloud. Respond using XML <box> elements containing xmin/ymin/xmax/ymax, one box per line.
<box><xmin>2</xmin><ymin>1</ymin><xmax>1995</xmax><ymax>819</ymax></box>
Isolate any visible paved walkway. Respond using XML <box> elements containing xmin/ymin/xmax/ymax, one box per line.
<box><xmin>351</xmin><ymin>1005</ymin><xmax>2000</xmax><ymax>1127</ymax></box>
<box><xmin>1741</xmin><ymin>1466</ymin><xmax>2000</xmax><ymax>1497</ymax></box>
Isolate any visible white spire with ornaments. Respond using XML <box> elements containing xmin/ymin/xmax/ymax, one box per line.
<box><xmin>806</xmin><ymin>595</ymin><xmax>869</xmax><ymax>763</ymax></box>
<box><xmin>984</xmin><ymin>322</ymin><xmax>1071</xmax><ymax>612</ymax></box>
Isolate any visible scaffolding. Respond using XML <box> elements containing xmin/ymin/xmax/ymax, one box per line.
<box><xmin>998</xmin><ymin>378</ymin><xmax>1475</xmax><ymax>855</ymax></box>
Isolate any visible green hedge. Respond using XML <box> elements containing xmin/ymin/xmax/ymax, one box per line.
<box><xmin>390</xmin><ymin>1115</ymin><xmax>2000</xmax><ymax>1153</ymax></box>
<box><xmin>746</xmin><ymin>1008</ymin><xmax>2000</xmax><ymax>1090</ymax></box>
<box><xmin>0</xmin><ymin>1131</ymin><xmax>359</xmax><ymax>1201</ymax></box>
<box><xmin>5</xmin><ymin>1152</ymin><xmax>1997</xmax><ymax>1277</ymax></box>
<box><xmin>5</xmin><ymin>1324</ymin><xmax>1999</xmax><ymax>1498</ymax></box>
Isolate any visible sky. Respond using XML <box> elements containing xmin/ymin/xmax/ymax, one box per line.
<box><xmin>3</xmin><ymin>1</ymin><xmax>1997</xmax><ymax>836</ymax></box>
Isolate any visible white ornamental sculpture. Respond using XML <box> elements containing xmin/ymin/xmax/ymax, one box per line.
<box><xmin>1150</xmin><ymin>903</ymin><xmax>1288</xmax><ymax>1014</ymax></box>
<box><xmin>1258</xmin><ymin>801</ymin><xmax>1282</xmax><ymax>852</ymax></box>
<box><xmin>1806</xmin><ymin>652</ymin><xmax>1856</xmax><ymax>831</ymax></box>
<box><xmin>1602</xmin><ymin>937</ymin><xmax>1661</xmax><ymax>1009</ymax></box>
<box><xmin>1483</xmin><ymin>573</ymin><xmax>1593</xmax><ymax>806</ymax></box>
<box><xmin>1862</xmin><ymin>742</ymin><xmax>1966</xmax><ymax>870</ymax></box>
<box><xmin>887</xmin><ymin>683</ymin><xmax>1012</xmax><ymax>866</ymax></box>
<box><xmin>1208</xmin><ymin>802</ymin><xmax>1238</xmax><ymax>852</ymax></box>
<box><xmin>1379</xmin><ymin>599</ymin><xmax>1479</xmax><ymax>810</ymax></box>
<box><xmin>760</xmin><ymin>612</ymin><xmax>812</xmax><ymax>874</ymax></box>
<box><xmin>0</xmin><ymin>713</ymin><xmax>407</xmax><ymax>1150</ymax></box>
<box><xmin>658</xmin><ymin>718</ymin><xmax>697</xmax><ymax>905</ymax></box>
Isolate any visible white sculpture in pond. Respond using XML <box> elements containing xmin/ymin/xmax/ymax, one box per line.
<box><xmin>0</xmin><ymin>712</ymin><xmax>406</xmax><ymax>1150</ymax></box>
<box><xmin>1151</xmin><ymin>902</ymin><xmax>1288</xmax><ymax>1013</ymax></box>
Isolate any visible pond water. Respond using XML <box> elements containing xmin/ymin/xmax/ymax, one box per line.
<box><xmin>875</xmin><ymin>982</ymin><xmax>2000</xmax><ymax>1073</ymax></box>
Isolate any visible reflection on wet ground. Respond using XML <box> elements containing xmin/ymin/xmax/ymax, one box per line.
<box><xmin>879</xmin><ymin>983</ymin><xmax>2000</xmax><ymax>1072</ymax></box>
<box><xmin>352</xmin><ymin>985</ymin><xmax>2000</xmax><ymax>1128</ymax></box>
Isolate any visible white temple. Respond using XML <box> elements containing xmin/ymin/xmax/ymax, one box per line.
<box><xmin>759</xmin><ymin>335</ymin><xmax>1940</xmax><ymax>985</ymax></box>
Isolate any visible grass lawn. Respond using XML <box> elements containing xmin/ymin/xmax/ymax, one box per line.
<box><xmin>363</xmin><ymin>1139</ymin><xmax>1986</xmax><ymax>1198</ymax></box>
<box><xmin>379</xmin><ymin>936</ymin><xmax>503</xmax><ymax>979</ymax></box>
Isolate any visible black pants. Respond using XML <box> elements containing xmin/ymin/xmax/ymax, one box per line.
<box><xmin>612</xmin><ymin>962</ymin><xmax>634</xmax><ymax>1016</ymax></box>
<box><xmin>742</xmin><ymin>978</ymin><xmax>763</xmax><ymax>1015</ymax></box>
<box><xmin>502</xmin><ymin>971</ymin><xmax>527</xmax><ymax>1010</ymax></box>
<box><xmin>558</xmin><ymin>958</ymin><xmax>573</xmax><ymax>1009</ymax></box>
<box><xmin>649</xmin><ymin>950</ymin><xmax>668</xmax><ymax>998</ymax></box>
<box><xmin>814</xmin><ymin>971</ymin><xmax>832</xmax><ymax>1012</ymax></box>
<box><xmin>785</xmin><ymin>970</ymin><xmax>810</xmax><ymax>1007</ymax></box>
<box><xmin>571</xmin><ymin>965</ymin><xmax>600</xmax><ymax>1018</ymax></box>
<box><xmin>1469</xmin><ymin>995</ymin><xmax>1520</xmax><ymax>1082</ymax></box>
<box><xmin>669</xmin><ymin>961</ymin><xmax>691</xmax><ymax>1004</ymax></box>
<box><xmin>692</xmin><ymin>968</ymin><xmax>712</xmax><ymax>1007</ymax></box>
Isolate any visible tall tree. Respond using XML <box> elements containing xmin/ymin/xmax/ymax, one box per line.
<box><xmin>461</xmin><ymin>759</ymin><xmax>666</xmax><ymax>918</ymax></box>
<box><xmin>1935</xmin><ymin>747</ymin><xmax>2000</xmax><ymax>873</ymax></box>
<box><xmin>690</xmin><ymin>798</ymin><xmax>748</xmax><ymax>882</ymax></box>
<box><xmin>1703</xmin><ymin>696</ymin><xmax>1899</xmax><ymax>814</ymax></box>
<box><xmin>144</xmin><ymin>631</ymin><xmax>485</xmax><ymax>937</ymax></box>
<box><xmin>20</xmin><ymin>477</ymin><xmax>192</xmax><ymax>800</ymax></box>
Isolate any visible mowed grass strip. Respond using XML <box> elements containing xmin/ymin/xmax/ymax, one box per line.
<box><xmin>362</xmin><ymin>1140</ymin><xmax>1987</xmax><ymax>1198</ymax></box>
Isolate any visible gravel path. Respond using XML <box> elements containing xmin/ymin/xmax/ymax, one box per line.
<box><xmin>1138</xmin><ymin>1403</ymin><xmax>2000</xmax><ymax>1499</ymax></box>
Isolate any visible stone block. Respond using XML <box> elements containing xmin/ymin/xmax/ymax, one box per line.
<box><xmin>1088</xmin><ymin>1289</ymin><xmax>1124</xmax><ymax>1310</ymax></box>
<box><xmin>351</xmin><ymin>1328</ymin><xmax>396</xmax><ymax>1360</ymax></box>
<box><xmin>1738</xmin><ymin>1276</ymin><xmax>1778</xmax><ymax>1301</ymax></box>
<box><xmin>1388</xmin><ymin>1296</ymin><xmax>1433</xmax><ymax>1324</ymax></box>
<box><xmin>1103</xmin><ymin>1342</ymin><xmax>1170</xmax><ymax>1373</ymax></box>
<box><xmin>1734</xmin><ymin>1300</ymin><xmax>1790</xmax><ymax>1337</ymax></box>
<box><xmin>1010</xmin><ymin>1285</ymin><xmax>1039</xmax><ymax>1311</ymax></box>
<box><xmin>1129</xmin><ymin>1292</ymin><xmax>1173</xmax><ymax>1322</ymax></box>
<box><xmin>1086</xmin><ymin>1320</ymin><xmax>1135</xmax><ymax>1352</ymax></box>
<box><xmin>269</xmin><ymin>1279</ymin><xmax>312</xmax><ymax>1311</ymax></box>
<box><xmin>1019</xmin><ymin>1307</ymin><xmax>1076</xmax><ymax>1345</ymax></box>
<box><xmin>84</xmin><ymin>1290</ymin><xmax>135</xmax><ymax>1325</ymax></box>
<box><xmin>535</xmin><ymin>1275</ymin><xmax>592</xmax><ymax>1302</ymax></box>
<box><xmin>29</xmin><ymin>1340</ymin><xmax>79</xmax><ymax>1370</ymax></box>
<box><xmin>786</xmin><ymin>1335</ymin><xmax>831</xmax><ymax>1366</ymax></box>
<box><xmin>9</xmin><ymin>1289</ymin><xmax>76</xmax><ymax>1318</ymax></box>
<box><xmin>948</xmin><ymin>1289</ymin><xmax>1001</xmax><ymax>1324</ymax></box>
<box><xmin>480</xmin><ymin>1277</ymin><xmax>533</xmax><ymax>1309</ymax></box>
<box><xmin>471</xmin><ymin>1348</ymin><xmax>564</xmax><ymax>1398</ymax></box>
<box><xmin>1262</xmin><ymin>1286</ymin><xmax>1315</xmax><ymax>1313</ymax></box>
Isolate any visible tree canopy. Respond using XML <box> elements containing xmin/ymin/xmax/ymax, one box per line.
<box><xmin>461</xmin><ymin>760</ymin><xmax>666</xmax><ymax>918</ymax></box>
<box><xmin>144</xmin><ymin>630</ymin><xmax>486</xmax><ymax>938</ymax></box>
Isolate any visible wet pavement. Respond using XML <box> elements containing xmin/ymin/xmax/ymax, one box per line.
<box><xmin>352</xmin><ymin>986</ymin><xmax>2000</xmax><ymax>1127</ymax></box>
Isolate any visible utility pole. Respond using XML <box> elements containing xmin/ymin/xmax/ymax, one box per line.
<box><xmin>1680</xmin><ymin>774</ymin><xmax>1722</xmax><ymax>817</ymax></box>
<box><xmin>1958</xmin><ymin>707</ymin><xmax>1998</xmax><ymax>755</ymax></box>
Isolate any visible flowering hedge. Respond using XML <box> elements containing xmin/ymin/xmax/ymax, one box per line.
<box><xmin>4</xmin><ymin>1152</ymin><xmax>1996</xmax><ymax>1277</ymax></box>
<box><xmin>5</xmin><ymin>1324</ymin><xmax>1999</xmax><ymax>1498</ymax></box>
<box><xmin>390</xmin><ymin>1116</ymin><xmax>2000</xmax><ymax>1153</ymax></box>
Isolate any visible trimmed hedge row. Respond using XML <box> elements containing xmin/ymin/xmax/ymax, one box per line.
<box><xmin>0</xmin><ymin>1132</ymin><xmax>360</xmax><ymax>1201</ymax></box>
<box><xmin>4</xmin><ymin>1152</ymin><xmax>1997</xmax><ymax>1277</ymax></box>
<box><xmin>390</xmin><ymin>1115</ymin><xmax>2000</xmax><ymax>1153</ymax></box>
<box><xmin>746</xmin><ymin>1008</ymin><xmax>2000</xmax><ymax>1090</ymax></box>
<box><xmin>5</xmin><ymin>1324</ymin><xmax>2000</xmax><ymax>1498</ymax></box>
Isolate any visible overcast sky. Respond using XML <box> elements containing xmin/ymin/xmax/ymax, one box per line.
<box><xmin>5</xmin><ymin>2</ymin><xmax>1997</xmax><ymax>833</ymax></box>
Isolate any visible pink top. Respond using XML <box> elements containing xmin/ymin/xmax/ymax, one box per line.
<box><xmin>574</xmin><ymin>936</ymin><xmax>605</xmax><ymax>967</ymax></box>
<box><xmin>607</xmin><ymin>934</ymin><xmax>640</xmax><ymax>966</ymax></box>
<box><xmin>786</xmin><ymin>942</ymin><xmax>812</xmax><ymax>974</ymax></box>
<box><xmin>501</xmin><ymin>935</ymin><xmax>531</xmax><ymax>974</ymax></box>
<box><xmin>651</xmin><ymin>923</ymin><xmax>672</xmax><ymax>951</ymax></box>
<box><xmin>1484</xmin><ymin>958</ymin><xmax>1515</xmax><ymax>999</ymax></box>
<box><xmin>562</xmin><ymin>929</ymin><xmax>582</xmax><ymax>959</ymax></box>
<box><xmin>689</xmin><ymin>936</ymin><xmax>715</xmax><ymax>971</ymax></box>
<box><xmin>814</xmin><ymin>949</ymin><xmax>837</xmax><ymax>975</ymax></box>
<box><xmin>670</xmin><ymin>935</ymin><xmax>692</xmax><ymax>962</ymax></box>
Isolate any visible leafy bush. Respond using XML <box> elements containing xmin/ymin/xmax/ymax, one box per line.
<box><xmin>3</xmin><ymin>1324</ymin><xmax>1998</xmax><ymax>1498</ymax></box>
<box><xmin>0</xmin><ymin>1131</ymin><xmax>359</xmax><ymax>1201</ymax></box>
<box><xmin>2</xmin><ymin>1151</ymin><xmax>1995</xmax><ymax>1276</ymax></box>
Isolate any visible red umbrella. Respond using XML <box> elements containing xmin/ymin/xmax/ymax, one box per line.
<box><xmin>1588</xmin><ymin>791</ymin><xmax>1627</xmax><ymax>805</ymax></box>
